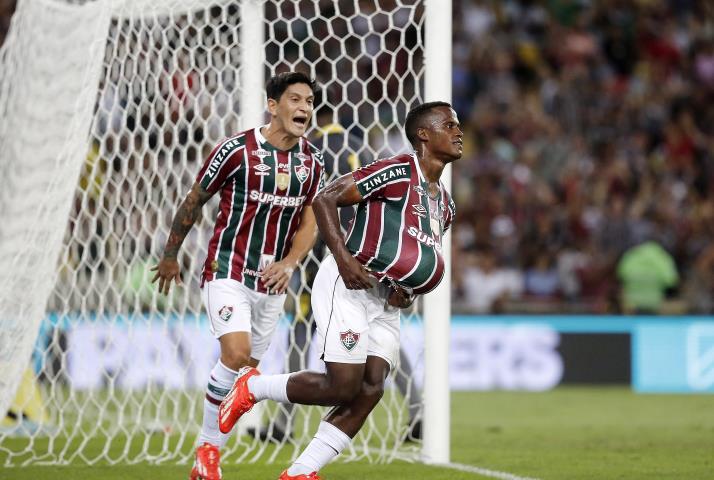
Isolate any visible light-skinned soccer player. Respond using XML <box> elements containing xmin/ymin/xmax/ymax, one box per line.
<box><xmin>152</xmin><ymin>72</ymin><xmax>325</xmax><ymax>480</ymax></box>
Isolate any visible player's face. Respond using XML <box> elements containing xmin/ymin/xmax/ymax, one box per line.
<box><xmin>424</xmin><ymin>107</ymin><xmax>463</xmax><ymax>161</ymax></box>
<box><xmin>270</xmin><ymin>83</ymin><xmax>315</xmax><ymax>138</ymax></box>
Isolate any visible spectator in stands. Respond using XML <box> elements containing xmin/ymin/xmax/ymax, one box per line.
<box><xmin>451</xmin><ymin>0</ymin><xmax>713</xmax><ymax>314</ymax></box>
<box><xmin>457</xmin><ymin>245</ymin><xmax>523</xmax><ymax>314</ymax></box>
<box><xmin>617</xmin><ymin>241</ymin><xmax>679</xmax><ymax>314</ymax></box>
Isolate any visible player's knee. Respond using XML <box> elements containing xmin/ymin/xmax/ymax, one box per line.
<box><xmin>331</xmin><ymin>378</ymin><xmax>362</xmax><ymax>405</ymax></box>
<box><xmin>361</xmin><ymin>380</ymin><xmax>385</xmax><ymax>405</ymax></box>
<box><xmin>220</xmin><ymin>349</ymin><xmax>252</xmax><ymax>371</ymax></box>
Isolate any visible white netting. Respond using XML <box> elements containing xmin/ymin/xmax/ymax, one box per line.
<box><xmin>0</xmin><ymin>0</ymin><xmax>427</xmax><ymax>466</ymax></box>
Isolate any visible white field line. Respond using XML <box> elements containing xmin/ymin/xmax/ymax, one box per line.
<box><xmin>434</xmin><ymin>461</ymin><xmax>541</xmax><ymax>480</ymax></box>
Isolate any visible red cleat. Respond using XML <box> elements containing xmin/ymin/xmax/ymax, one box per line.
<box><xmin>278</xmin><ymin>470</ymin><xmax>322</xmax><ymax>480</ymax></box>
<box><xmin>189</xmin><ymin>442</ymin><xmax>221</xmax><ymax>480</ymax></box>
<box><xmin>218</xmin><ymin>366</ymin><xmax>260</xmax><ymax>434</ymax></box>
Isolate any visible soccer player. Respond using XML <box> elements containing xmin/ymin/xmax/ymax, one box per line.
<box><xmin>218</xmin><ymin>101</ymin><xmax>463</xmax><ymax>480</ymax></box>
<box><xmin>151</xmin><ymin>71</ymin><xmax>325</xmax><ymax>480</ymax></box>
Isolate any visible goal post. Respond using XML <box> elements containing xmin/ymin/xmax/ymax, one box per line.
<box><xmin>422</xmin><ymin>0</ymin><xmax>452</xmax><ymax>465</ymax></box>
<box><xmin>0</xmin><ymin>0</ymin><xmax>452</xmax><ymax>467</ymax></box>
<box><xmin>239</xmin><ymin>0</ymin><xmax>264</xmax><ymax>127</ymax></box>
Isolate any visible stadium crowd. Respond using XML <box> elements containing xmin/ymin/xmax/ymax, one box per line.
<box><xmin>1</xmin><ymin>0</ymin><xmax>712</xmax><ymax>315</ymax></box>
<box><xmin>449</xmin><ymin>0</ymin><xmax>714</xmax><ymax>314</ymax></box>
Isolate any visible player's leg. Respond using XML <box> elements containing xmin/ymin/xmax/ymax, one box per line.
<box><xmin>281</xmin><ymin>356</ymin><xmax>388</xmax><ymax>479</ymax></box>
<box><xmin>280</xmin><ymin>267</ymin><xmax>400</xmax><ymax>479</ymax></box>
<box><xmin>315</xmin><ymin>300</ymin><xmax>401</xmax><ymax>436</ymax></box>
<box><xmin>191</xmin><ymin>279</ymin><xmax>254</xmax><ymax>480</ymax></box>
<box><xmin>249</xmin><ymin>281</ymin><xmax>311</xmax><ymax>442</ymax></box>
<box><xmin>219</xmin><ymin>254</ymin><xmax>369</xmax><ymax>433</ymax></box>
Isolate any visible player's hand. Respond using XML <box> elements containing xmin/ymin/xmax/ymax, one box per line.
<box><xmin>151</xmin><ymin>258</ymin><xmax>182</xmax><ymax>295</ymax></box>
<box><xmin>335</xmin><ymin>253</ymin><xmax>372</xmax><ymax>290</ymax></box>
<box><xmin>387</xmin><ymin>284</ymin><xmax>415</xmax><ymax>309</ymax></box>
<box><xmin>261</xmin><ymin>258</ymin><xmax>296</xmax><ymax>294</ymax></box>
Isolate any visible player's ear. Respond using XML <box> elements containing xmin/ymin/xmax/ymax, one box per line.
<box><xmin>416</xmin><ymin>126</ymin><xmax>429</xmax><ymax>143</ymax></box>
<box><xmin>267</xmin><ymin>98</ymin><xmax>279</xmax><ymax>116</ymax></box>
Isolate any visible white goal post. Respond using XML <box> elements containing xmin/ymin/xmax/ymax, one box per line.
<box><xmin>0</xmin><ymin>0</ymin><xmax>452</xmax><ymax>466</ymax></box>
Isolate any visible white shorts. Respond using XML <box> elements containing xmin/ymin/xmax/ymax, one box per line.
<box><xmin>311</xmin><ymin>255</ymin><xmax>400</xmax><ymax>369</ymax></box>
<box><xmin>201</xmin><ymin>278</ymin><xmax>286</xmax><ymax>361</ymax></box>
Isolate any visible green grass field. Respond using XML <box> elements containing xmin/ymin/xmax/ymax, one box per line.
<box><xmin>2</xmin><ymin>387</ymin><xmax>712</xmax><ymax>479</ymax></box>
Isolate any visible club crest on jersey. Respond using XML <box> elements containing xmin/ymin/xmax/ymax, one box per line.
<box><xmin>218</xmin><ymin>305</ymin><xmax>233</xmax><ymax>321</ymax></box>
<box><xmin>413</xmin><ymin>185</ymin><xmax>427</xmax><ymax>197</ymax></box>
<box><xmin>339</xmin><ymin>330</ymin><xmax>360</xmax><ymax>351</ymax></box>
<box><xmin>252</xmin><ymin>148</ymin><xmax>271</xmax><ymax>161</ymax></box>
<box><xmin>276</xmin><ymin>172</ymin><xmax>290</xmax><ymax>190</ymax></box>
<box><xmin>412</xmin><ymin>204</ymin><xmax>427</xmax><ymax>218</ymax></box>
<box><xmin>253</xmin><ymin>163</ymin><xmax>271</xmax><ymax>176</ymax></box>
<box><xmin>295</xmin><ymin>165</ymin><xmax>310</xmax><ymax>183</ymax></box>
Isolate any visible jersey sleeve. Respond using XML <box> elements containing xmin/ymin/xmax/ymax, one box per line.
<box><xmin>195</xmin><ymin>137</ymin><xmax>245</xmax><ymax>194</ymax></box>
<box><xmin>443</xmin><ymin>192</ymin><xmax>456</xmax><ymax>233</ymax></box>
<box><xmin>352</xmin><ymin>158</ymin><xmax>411</xmax><ymax>200</ymax></box>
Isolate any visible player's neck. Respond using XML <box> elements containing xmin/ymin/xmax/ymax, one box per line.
<box><xmin>416</xmin><ymin>152</ymin><xmax>446</xmax><ymax>183</ymax></box>
<box><xmin>260</xmin><ymin>123</ymin><xmax>300</xmax><ymax>151</ymax></box>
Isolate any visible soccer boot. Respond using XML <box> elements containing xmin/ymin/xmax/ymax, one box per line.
<box><xmin>218</xmin><ymin>366</ymin><xmax>260</xmax><ymax>434</ymax></box>
<box><xmin>189</xmin><ymin>442</ymin><xmax>221</xmax><ymax>480</ymax></box>
<box><xmin>278</xmin><ymin>470</ymin><xmax>322</xmax><ymax>480</ymax></box>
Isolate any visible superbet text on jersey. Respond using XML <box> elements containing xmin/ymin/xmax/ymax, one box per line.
<box><xmin>347</xmin><ymin>153</ymin><xmax>456</xmax><ymax>295</ymax></box>
<box><xmin>196</xmin><ymin>127</ymin><xmax>325</xmax><ymax>293</ymax></box>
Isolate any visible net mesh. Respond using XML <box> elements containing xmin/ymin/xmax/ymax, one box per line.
<box><xmin>0</xmin><ymin>0</ymin><xmax>427</xmax><ymax>466</ymax></box>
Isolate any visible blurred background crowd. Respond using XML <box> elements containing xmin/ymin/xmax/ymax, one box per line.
<box><xmin>1</xmin><ymin>0</ymin><xmax>712</xmax><ymax>315</ymax></box>
<box><xmin>449</xmin><ymin>0</ymin><xmax>714</xmax><ymax>314</ymax></box>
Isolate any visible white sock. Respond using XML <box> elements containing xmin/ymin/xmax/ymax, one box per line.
<box><xmin>287</xmin><ymin>421</ymin><xmax>351</xmax><ymax>475</ymax></box>
<box><xmin>198</xmin><ymin>360</ymin><xmax>239</xmax><ymax>448</ymax></box>
<box><xmin>247</xmin><ymin>373</ymin><xmax>292</xmax><ymax>403</ymax></box>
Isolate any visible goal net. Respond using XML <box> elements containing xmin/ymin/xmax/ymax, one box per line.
<box><xmin>0</xmin><ymin>0</ymin><xmax>436</xmax><ymax>467</ymax></box>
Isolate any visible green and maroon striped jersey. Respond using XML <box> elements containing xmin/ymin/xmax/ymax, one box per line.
<box><xmin>196</xmin><ymin>127</ymin><xmax>325</xmax><ymax>293</ymax></box>
<box><xmin>346</xmin><ymin>153</ymin><xmax>456</xmax><ymax>294</ymax></box>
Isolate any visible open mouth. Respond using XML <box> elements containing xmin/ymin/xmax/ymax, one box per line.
<box><xmin>293</xmin><ymin>116</ymin><xmax>308</xmax><ymax>128</ymax></box>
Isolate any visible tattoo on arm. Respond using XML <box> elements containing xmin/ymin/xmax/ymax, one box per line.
<box><xmin>163</xmin><ymin>184</ymin><xmax>213</xmax><ymax>259</ymax></box>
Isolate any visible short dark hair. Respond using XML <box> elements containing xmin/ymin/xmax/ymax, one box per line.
<box><xmin>404</xmin><ymin>101</ymin><xmax>452</xmax><ymax>146</ymax></box>
<box><xmin>265</xmin><ymin>72</ymin><xmax>319</xmax><ymax>102</ymax></box>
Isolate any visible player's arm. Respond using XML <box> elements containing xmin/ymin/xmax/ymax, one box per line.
<box><xmin>152</xmin><ymin>182</ymin><xmax>213</xmax><ymax>294</ymax></box>
<box><xmin>312</xmin><ymin>174</ymin><xmax>373</xmax><ymax>290</ymax></box>
<box><xmin>261</xmin><ymin>206</ymin><xmax>318</xmax><ymax>294</ymax></box>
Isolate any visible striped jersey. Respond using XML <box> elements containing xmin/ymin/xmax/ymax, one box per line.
<box><xmin>346</xmin><ymin>153</ymin><xmax>456</xmax><ymax>295</ymax></box>
<box><xmin>196</xmin><ymin>127</ymin><xmax>325</xmax><ymax>293</ymax></box>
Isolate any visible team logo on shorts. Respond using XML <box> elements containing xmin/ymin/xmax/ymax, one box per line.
<box><xmin>218</xmin><ymin>305</ymin><xmax>233</xmax><ymax>321</ymax></box>
<box><xmin>339</xmin><ymin>330</ymin><xmax>360</xmax><ymax>351</ymax></box>
<box><xmin>294</xmin><ymin>165</ymin><xmax>310</xmax><ymax>183</ymax></box>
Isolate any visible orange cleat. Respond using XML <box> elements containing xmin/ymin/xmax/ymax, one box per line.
<box><xmin>189</xmin><ymin>442</ymin><xmax>222</xmax><ymax>480</ymax></box>
<box><xmin>278</xmin><ymin>470</ymin><xmax>322</xmax><ymax>480</ymax></box>
<box><xmin>218</xmin><ymin>366</ymin><xmax>260</xmax><ymax>434</ymax></box>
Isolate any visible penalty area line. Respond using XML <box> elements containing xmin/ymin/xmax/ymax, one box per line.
<box><xmin>434</xmin><ymin>462</ymin><xmax>540</xmax><ymax>480</ymax></box>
